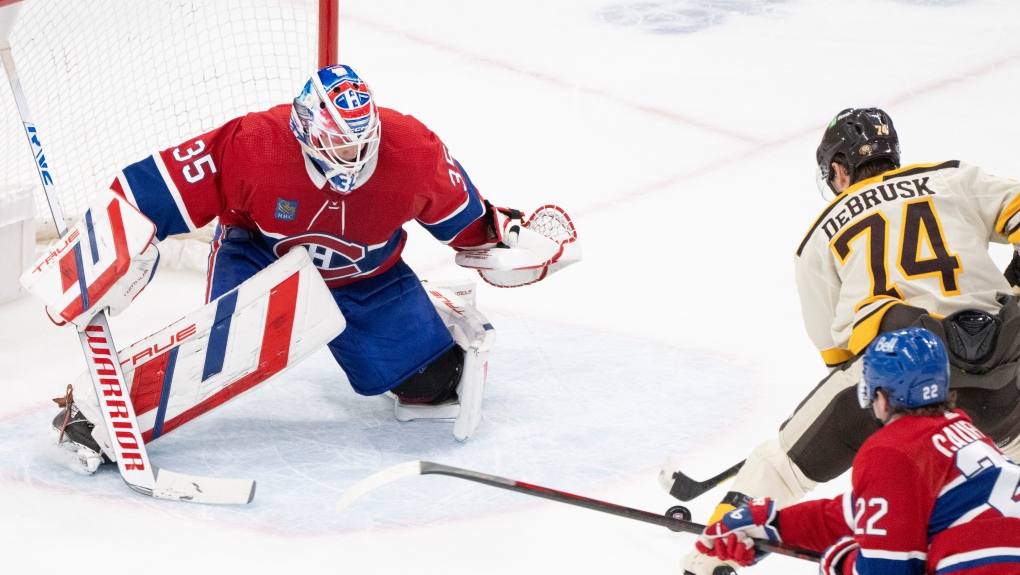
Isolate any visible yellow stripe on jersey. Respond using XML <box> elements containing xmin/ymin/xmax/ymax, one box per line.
<box><xmin>820</xmin><ymin>347</ymin><xmax>854</xmax><ymax>367</ymax></box>
<box><xmin>849</xmin><ymin>299</ymin><xmax>900</xmax><ymax>354</ymax></box>
<box><xmin>997</xmin><ymin>192</ymin><xmax>1020</xmax><ymax>242</ymax></box>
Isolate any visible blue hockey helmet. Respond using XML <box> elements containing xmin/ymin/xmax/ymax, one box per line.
<box><xmin>290</xmin><ymin>64</ymin><xmax>381</xmax><ymax>193</ymax></box>
<box><xmin>859</xmin><ymin>327</ymin><xmax>950</xmax><ymax>410</ymax></box>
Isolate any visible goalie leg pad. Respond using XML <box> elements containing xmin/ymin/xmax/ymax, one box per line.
<box><xmin>392</xmin><ymin>285</ymin><xmax>496</xmax><ymax>440</ymax></box>
<box><xmin>68</xmin><ymin>248</ymin><xmax>345</xmax><ymax>459</ymax></box>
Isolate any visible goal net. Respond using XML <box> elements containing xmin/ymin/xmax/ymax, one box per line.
<box><xmin>0</xmin><ymin>0</ymin><xmax>337</xmax><ymax>269</ymax></box>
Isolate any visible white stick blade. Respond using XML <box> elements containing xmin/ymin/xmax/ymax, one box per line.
<box><xmin>335</xmin><ymin>461</ymin><xmax>424</xmax><ymax>512</ymax></box>
<box><xmin>152</xmin><ymin>468</ymin><xmax>256</xmax><ymax>505</ymax></box>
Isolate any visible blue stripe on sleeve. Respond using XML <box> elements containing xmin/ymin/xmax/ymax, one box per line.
<box><xmin>418</xmin><ymin>160</ymin><xmax>486</xmax><ymax>243</ymax></box>
<box><xmin>202</xmin><ymin>288</ymin><xmax>238</xmax><ymax>381</ymax></box>
<box><xmin>937</xmin><ymin>555</ymin><xmax>1020</xmax><ymax>575</ymax></box>
<box><xmin>929</xmin><ymin>468</ymin><xmax>999</xmax><ymax>534</ymax></box>
<box><xmin>857</xmin><ymin>553</ymin><xmax>926</xmax><ymax>575</ymax></box>
<box><xmin>121</xmin><ymin>156</ymin><xmax>191</xmax><ymax>240</ymax></box>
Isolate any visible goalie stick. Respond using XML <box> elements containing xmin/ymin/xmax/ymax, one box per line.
<box><xmin>658</xmin><ymin>458</ymin><xmax>745</xmax><ymax>502</ymax></box>
<box><xmin>335</xmin><ymin>461</ymin><xmax>821</xmax><ymax>563</ymax></box>
<box><xmin>1</xmin><ymin>1</ymin><xmax>253</xmax><ymax>504</ymax></box>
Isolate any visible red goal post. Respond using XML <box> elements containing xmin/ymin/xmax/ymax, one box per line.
<box><xmin>0</xmin><ymin>0</ymin><xmax>338</xmax><ymax>266</ymax></box>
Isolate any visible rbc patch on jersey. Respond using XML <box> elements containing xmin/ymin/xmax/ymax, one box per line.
<box><xmin>275</xmin><ymin>198</ymin><xmax>298</xmax><ymax>221</ymax></box>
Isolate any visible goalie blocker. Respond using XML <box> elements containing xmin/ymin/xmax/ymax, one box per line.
<box><xmin>20</xmin><ymin>189</ymin><xmax>160</xmax><ymax>329</ymax></box>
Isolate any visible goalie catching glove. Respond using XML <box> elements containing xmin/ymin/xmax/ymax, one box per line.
<box><xmin>455</xmin><ymin>203</ymin><xmax>580</xmax><ymax>288</ymax></box>
<box><xmin>696</xmin><ymin>497</ymin><xmax>781</xmax><ymax>567</ymax></box>
<box><xmin>21</xmin><ymin>189</ymin><xmax>158</xmax><ymax>329</ymax></box>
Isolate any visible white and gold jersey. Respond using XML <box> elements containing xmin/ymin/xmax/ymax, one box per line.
<box><xmin>795</xmin><ymin>161</ymin><xmax>1020</xmax><ymax>367</ymax></box>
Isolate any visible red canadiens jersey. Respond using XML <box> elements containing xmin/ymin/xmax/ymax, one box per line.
<box><xmin>779</xmin><ymin>410</ymin><xmax>1020</xmax><ymax>575</ymax></box>
<box><xmin>110</xmin><ymin>105</ymin><xmax>490</xmax><ymax>288</ymax></box>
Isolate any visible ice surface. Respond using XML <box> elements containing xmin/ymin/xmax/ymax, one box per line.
<box><xmin>3</xmin><ymin>0</ymin><xmax>1020</xmax><ymax>573</ymax></box>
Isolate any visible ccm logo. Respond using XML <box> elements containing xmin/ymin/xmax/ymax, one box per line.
<box><xmin>122</xmin><ymin>324</ymin><xmax>198</xmax><ymax>366</ymax></box>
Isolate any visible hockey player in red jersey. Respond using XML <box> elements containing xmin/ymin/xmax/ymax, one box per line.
<box><xmin>696</xmin><ymin>327</ymin><xmax>1020</xmax><ymax>575</ymax></box>
<box><xmin>682</xmin><ymin>107</ymin><xmax>1020</xmax><ymax>575</ymax></box>
<box><xmin>37</xmin><ymin>64</ymin><xmax>579</xmax><ymax>473</ymax></box>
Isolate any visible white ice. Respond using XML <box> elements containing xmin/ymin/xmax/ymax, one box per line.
<box><xmin>3</xmin><ymin>0</ymin><xmax>1020</xmax><ymax>573</ymax></box>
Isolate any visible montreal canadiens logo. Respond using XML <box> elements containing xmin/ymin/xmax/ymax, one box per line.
<box><xmin>274</xmin><ymin>233</ymin><xmax>367</xmax><ymax>282</ymax></box>
<box><xmin>330</xmin><ymin>79</ymin><xmax>372</xmax><ymax>122</ymax></box>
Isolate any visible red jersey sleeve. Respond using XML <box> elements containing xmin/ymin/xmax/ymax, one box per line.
<box><xmin>396</xmin><ymin>116</ymin><xmax>489</xmax><ymax>247</ymax></box>
<box><xmin>112</xmin><ymin>117</ymin><xmax>245</xmax><ymax>241</ymax></box>
<box><xmin>778</xmin><ymin>493</ymin><xmax>854</xmax><ymax>553</ymax></box>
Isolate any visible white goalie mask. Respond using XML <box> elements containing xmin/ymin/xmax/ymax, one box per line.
<box><xmin>290</xmin><ymin>64</ymin><xmax>382</xmax><ymax>193</ymax></box>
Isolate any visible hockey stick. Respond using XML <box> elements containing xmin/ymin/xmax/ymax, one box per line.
<box><xmin>0</xmin><ymin>2</ymin><xmax>253</xmax><ymax>504</ymax></box>
<box><xmin>336</xmin><ymin>461</ymin><xmax>821</xmax><ymax>563</ymax></box>
<box><xmin>658</xmin><ymin>458</ymin><xmax>745</xmax><ymax>502</ymax></box>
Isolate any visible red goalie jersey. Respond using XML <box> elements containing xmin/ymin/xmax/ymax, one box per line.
<box><xmin>779</xmin><ymin>410</ymin><xmax>1020</xmax><ymax>575</ymax></box>
<box><xmin>109</xmin><ymin>105</ymin><xmax>491</xmax><ymax>289</ymax></box>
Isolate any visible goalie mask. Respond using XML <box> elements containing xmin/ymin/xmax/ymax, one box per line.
<box><xmin>290</xmin><ymin>64</ymin><xmax>382</xmax><ymax>194</ymax></box>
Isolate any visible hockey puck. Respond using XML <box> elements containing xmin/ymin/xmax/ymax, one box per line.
<box><xmin>665</xmin><ymin>504</ymin><xmax>692</xmax><ymax>529</ymax></box>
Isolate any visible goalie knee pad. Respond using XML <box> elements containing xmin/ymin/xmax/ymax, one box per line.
<box><xmin>391</xmin><ymin>346</ymin><xmax>464</xmax><ymax>405</ymax></box>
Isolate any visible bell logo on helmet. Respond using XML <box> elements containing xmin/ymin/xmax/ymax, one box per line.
<box><xmin>860</xmin><ymin>144</ymin><xmax>873</xmax><ymax>156</ymax></box>
<box><xmin>861</xmin><ymin>327</ymin><xmax>951</xmax><ymax>410</ymax></box>
<box><xmin>874</xmin><ymin>336</ymin><xmax>897</xmax><ymax>353</ymax></box>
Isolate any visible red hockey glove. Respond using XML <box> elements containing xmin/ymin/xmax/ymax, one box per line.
<box><xmin>820</xmin><ymin>536</ymin><xmax>859</xmax><ymax>575</ymax></box>
<box><xmin>695</xmin><ymin>498</ymin><xmax>780</xmax><ymax>566</ymax></box>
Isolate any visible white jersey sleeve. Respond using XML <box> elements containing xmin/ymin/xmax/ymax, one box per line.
<box><xmin>795</xmin><ymin>161</ymin><xmax>1020</xmax><ymax>366</ymax></box>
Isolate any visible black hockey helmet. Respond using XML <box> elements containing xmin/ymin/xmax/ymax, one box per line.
<box><xmin>815</xmin><ymin>108</ymin><xmax>900</xmax><ymax>196</ymax></box>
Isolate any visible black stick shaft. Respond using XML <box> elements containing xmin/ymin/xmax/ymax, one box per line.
<box><xmin>419</xmin><ymin>462</ymin><xmax>820</xmax><ymax>563</ymax></box>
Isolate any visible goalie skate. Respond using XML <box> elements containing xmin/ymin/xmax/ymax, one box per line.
<box><xmin>45</xmin><ymin>387</ymin><xmax>108</xmax><ymax>475</ymax></box>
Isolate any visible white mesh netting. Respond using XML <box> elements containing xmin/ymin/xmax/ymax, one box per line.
<box><xmin>0</xmin><ymin>0</ymin><xmax>325</xmax><ymax>268</ymax></box>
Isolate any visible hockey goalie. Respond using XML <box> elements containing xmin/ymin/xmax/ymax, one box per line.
<box><xmin>21</xmin><ymin>63</ymin><xmax>580</xmax><ymax>475</ymax></box>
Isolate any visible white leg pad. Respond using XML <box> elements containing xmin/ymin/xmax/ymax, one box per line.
<box><xmin>392</xmin><ymin>283</ymin><xmax>496</xmax><ymax>441</ymax></box>
<box><xmin>69</xmin><ymin>248</ymin><xmax>346</xmax><ymax>461</ymax></box>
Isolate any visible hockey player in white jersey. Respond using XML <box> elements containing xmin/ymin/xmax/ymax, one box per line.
<box><xmin>684</xmin><ymin>107</ymin><xmax>1020</xmax><ymax>575</ymax></box>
